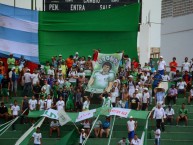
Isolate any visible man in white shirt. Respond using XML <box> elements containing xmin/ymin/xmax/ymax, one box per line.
<box><xmin>56</xmin><ymin>96</ymin><xmax>65</xmax><ymax>111</ymax></box>
<box><xmin>153</xmin><ymin>103</ymin><xmax>166</xmax><ymax>132</ymax></box>
<box><xmin>11</xmin><ymin>100</ymin><xmax>20</xmax><ymax>130</ymax></box>
<box><xmin>141</xmin><ymin>88</ymin><xmax>150</xmax><ymax>111</ymax></box>
<box><xmin>49</xmin><ymin>120</ymin><xmax>60</xmax><ymax>138</ymax></box>
<box><xmin>127</xmin><ymin>116</ymin><xmax>137</xmax><ymax>142</ymax></box>
<box><xmin>165</xmin><ymin>105</ymin><xmax>175</xmax><ymax>124</ymax></box>
<box><xmin>23</xmin><ymin>69</ymin><xmax>32</xmax><ymax>96</ymax></box>
<box><xmin>188</xmin><ymin>87</ymin><xmax>193</xmax><ymax>104</ymax></box>
<box><xmin>177</xmin><ymin>79</ymin><xmax>187</xmax><ymax>98</ymax></box>
<box><xmin>41</xmin><ymin>80</ymin><xmax>51</xmax><ymax>96</ymax></box>
<box><xmin>130</xmin><ymin>134</ymin><xmax>141</xmax><ymax>145</ymax></box>
<box><xmin>110</xmin><ymin>88</ymin><xmax>118</xmax><ymax>107</ymax></box>
<box><xmin>154</xmin><ymin>126</ymin><xmax>161</xmax><ymax>145</ymax></box>
<box><xmin>31</xmin><ymin>127</ymin><xmax>42</xmax><ymax>145</ymax></box>
<box><xmin>182</xmin><ymin>57</ymin><xmax>191</xmax><ymax>72</ymax></box>
<box><xmin>162</xmin><ymin>72</ymin><xmax>170</xmax><ymax>82</ymax></box>
<box><xmin>157</xmin><ymin>56</ymin><xmax>166</xmax><ymax>75</ymax></box>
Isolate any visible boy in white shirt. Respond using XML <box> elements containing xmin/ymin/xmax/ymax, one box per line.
<box><xmin>177</xmin><ymin>79</ymin><xmax>187</xmax><ymax>98</ymax></box>
<box><xmin>31</xmin><ymin>127</ymin><xmax>42</xmax><ymax>145</ymax></box>
<box><xmin>130</xmin><ymin>134</ymin><xmax>141</xmax><ymax>145</ymax></box>
<box><xmin>141</xmin><ymin>88</ymin><xmax>150</xmax><ymax>111</ymax></box>
<box><xmin>56</xmin><ymin>96</ymin><xmax>65</xmax><ymax>111</ymax></box>
<box><xmin>45</xmin><ymin>94</ymin><xmax>53</xmax><ymax>110</ymax></box>
<box><xmin>11</xmin><ymin>100</ymin><xmax>20</xmax><ymax>130</ymax></box>
<box><xmin>29</xmin><ymin>96</ymin><xmax>37</xmax><ymax>111</ymax></box>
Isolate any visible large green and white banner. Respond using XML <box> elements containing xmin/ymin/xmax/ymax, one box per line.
<box><xmin>86</xmin><ymin>53</ymin><xmax>122</xmax><ymax>93</ymax></box>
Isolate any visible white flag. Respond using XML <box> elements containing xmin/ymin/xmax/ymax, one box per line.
<box><xmin>41</xmin><ymin>109</ymin><xmax>58</xmax><ymax>120</ymax></box>
<box><xmin>57</xmin><ymin>109</ymin><xmax>71</xmax><ymax>126</ymax></box>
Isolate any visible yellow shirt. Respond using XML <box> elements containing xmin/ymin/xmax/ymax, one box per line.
<box><xmin>61</xmin><ymin>65</ymin><xmax>67</xmax><ymax>75</ymax></box>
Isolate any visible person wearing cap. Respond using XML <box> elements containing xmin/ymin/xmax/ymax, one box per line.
<box><xmin>177</xmin><ymin>78</ymin><xmax>187</xmax><ymax>98</ymax></box>
<box><xmin>153</xmin><ymin>103</ymin><xmax>166</xmax><ymax>131</ymax></box>
<box><xmin>152</xmin><ymin>71</ymin><xmax>162</xmax><ymax>97</ymax></box>
<box><xmin>57</xmin><ymin>54</ymin><xmax>63</xmax><ymax>66</ymax></box>
<box><xmin>117</xmin><ymin>137</ymin><xmax>129</xmax><ymax>145</ymax></box>
<box><xmin>79</xmin><ymin>128</ymin><xmax>87</xmax><ymax>145</ymax></box>
<box><xmin>165</xmin><ymin>105</ymin><xmax>175</xmax><ymax>124</ymax></box>
<box><xmin>141</xmin><ymin>88</ymin><xmax>150</xmax><ymax>110</ymax></box>
<box><xmin>157</xmin><ymin>56</ymin><xmax>166</xmax><ymax>75</ymax></box>
<box><xmin>73</xmin><ymin>52</ymin><xmax>79</xmax><ymax>61</ymax></box>
<box><xmin>181</xmin><ymin>57</ymin><xmax>191</xmax><ymax>73</ymax></box>
<box><xmin>130</xmin><ymin>134</ymin><xmax>141</xmax><ymax>145</ymax></box>
<box><xmin>23</xmin><ymin>68</ymin><xmax>32</xmax><ymax>97</ymax></box>
<box><xmin>9</xmin><ymin>67</ymin><xmax>18</xmax><ymax>97</ymax></box>
<box><xmin>155</xmin><ymin>86</ymin><xmax>165</xmax><ymax>106</ymax></box>
<box><xmin>167</xmin><ymin>84</ymin><xmax>177</xmax><ymax>105</ymax></box>
<box><xmin>169</xmin><ymin>57</ymin><xmax>178</xmax><ymax>79</ymax></box>
<box><xmin>188</xmin><ymin>86</ymin><xmax>193</xmax><ymax>105</ymax></box>
<box><xmin>128</xmin><ymin>75</ymin><xmax>136</xmax><ymax>98</ymax></box>
<box><xmin>85</xmin><ymin>55</ymin><xmax>93</xmax><ymax>70</ymax></box>
<box><xmin>7</xmin><ymin>53</ymin><xmax>15</xmax><ymax>70</ymax></box>
<box><xmin>1</xmin><ymin>74</ymin><xmax>10</xmax><ymax>103</ymax></box>
<box><xmin>127</xmin><ymin>116</ymin><xmax>137</xmax><ymax>142</ymax></box>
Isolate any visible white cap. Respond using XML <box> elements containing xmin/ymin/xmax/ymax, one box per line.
<box><xmin>59</xmin><ymin>54</ymin><xmax>62</xmax><ymax>57</ymax></box>
<box><xmin>144</xmin><ymin>88</ymin><xmax>148</xmax><ymax>91</ymax></box>
<box><xmin>160</xmin><ymin>56</ymin><xmax>163</xmax><ymax>58</ymax></box>
<box><xmin>88</xmin><ymin>55</ymin><xmax>91</xmax><ymax>58</ymax></box>
<box><xmin>128</xmin><ymin>75</ymin><xmax>133</xmax><ymax>78</ymax></box>
<box><xmin>12</xmin><ymin>67</ymin><xmax>15</xmax><ymax>70</ymax></box>
<box><xmin>81</xmin><ymin>129</ymin><xmax>85</xmax><ymax>131</ymax></box>
<box><xmin>130</xmin><ymin>116</ymin><xmax>133</xmax><ymax>119</ymax></box>
<box><xmin>154</xmin><ymin>70</ymin><xmax>157</xmax><ymax>73</ymax></box>
<box><xmin>135</xmin><ymin>88</ymin><xmax>138</xmax><ymax>91</ymax></box>
<box><xmin>59</xmin><ymin>68</ymin><xmax>62</xmax><ymax>71</ymax></box>
<box><xmin>75</xmin><ymin>52</ymin><xmax>79</xmax><ymax>55</ymax></box>
<box><xmin>27</xmin><ymin>69</ymin><xmax>30</xmax><ymax>71</ymax></box>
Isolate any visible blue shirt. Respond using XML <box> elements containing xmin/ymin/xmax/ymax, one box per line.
<box><xmin>0</xmin><ymin>74</ymin><xmax>3</xmax><ymax>83</ymax></box>
<box><xmin>153</xmin><ymin>74</ymin><xmax>162</xmax><ymax>86</ymax></box>
<box><xmin>156</xmin><ymin>92</ymin><xmax>165</xmax><ymax>102</ymax></box>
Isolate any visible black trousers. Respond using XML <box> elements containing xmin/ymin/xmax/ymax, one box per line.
<box><xmin>167</xmin><ymin>96</ymin><xmax>176</xmax><ymax>105</ymax></box>
<box><xmin>156</xmin><ymin>119</ymin><xmax>165</xmax><ymax>131</ymax></box>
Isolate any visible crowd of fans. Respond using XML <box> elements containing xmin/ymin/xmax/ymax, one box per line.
<box><xmin>0</xmin><ymin>51</ymin><xmax>193</xmax><ymax>145</ymax></box>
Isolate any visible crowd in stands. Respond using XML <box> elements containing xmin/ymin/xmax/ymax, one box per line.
<box><xmin>0</xmin><ymin>51</ymin><xmax>193</xmax><ymax>145</ymax></box>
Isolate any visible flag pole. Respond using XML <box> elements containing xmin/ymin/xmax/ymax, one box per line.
<box><xmin>82</xmin><ymin>109</ymin><xmax>101</xmax><ymax>145</ymax></box>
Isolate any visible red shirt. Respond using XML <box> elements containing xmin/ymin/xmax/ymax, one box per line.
<box><xmin>93</xmin><ymin>51</ymin><xmax>98</xmax><ymax>61</ymax></box>
<box><xmin>132</xmin><ymin>61</ymin><xmax>139</xmax><ymax>69</ymax></box>
<box><xmin>66</xmin><ymin>58</ymin><xmax>74</xmax><ymax>68</ymax></box>
<box><xmin>170</xmin><ymin>61</ymin><xmax>178</xmax><ymax>72</ymax></box>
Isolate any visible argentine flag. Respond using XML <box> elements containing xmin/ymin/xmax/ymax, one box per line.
<box><xmin>0</xmin><ymin>3</ymin><xmax>39</xmax><ymax>63</ymax></box>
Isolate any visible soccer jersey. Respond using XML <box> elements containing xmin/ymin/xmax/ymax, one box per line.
<box><xmin>38</xmin><ymin>99</ymin><xmax>45</xmax><ymax>110</ymax></box>
<box><xmin>56</xmin><ymin>100</ymin><xmax>65</xmax><ymax>111</ymax></box>
<box><xmin>45</xmin><ymin>99</ymin><xmax>52</xmax><ymax>109</ymax></box>
<box><xmin>11</xmin><ymin>105</ymin><xmax>20</xmax><ymax>116</ymax></box>
<box><xmin>92</xmin><ymin>71</ymin><xmax>115</xmax><ymax>89</ymax></box>
<box><xmin>32</xmin><ymin>132</ymin><xmax>42</xmax><ymax>144</ymax></box>
<box><xmin>29</xmin><ymin>99</ymin><xmax>37</xmax><ymax>110</ymax></box>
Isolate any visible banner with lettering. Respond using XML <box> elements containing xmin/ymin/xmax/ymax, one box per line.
<box><xmin>75</xmin><ymin>109</ymin><xmax>96</xmax><ymax>122</ymax></box>
<box><xmin>86</xmin><ymin>53</ymin><xmax>122</xmax><ymax>93</ymax></box>
<box><xmin>110</xmin><ymin>108</ymin><xmax>131</xmax><ymax>118</ymax></box>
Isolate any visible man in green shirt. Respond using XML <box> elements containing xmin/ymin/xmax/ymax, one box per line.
<box><xmin>176</xmin><ymin>103</ymin><xmax>188</xmax><ymax>126</ymax></box>
<box><xmin>7</xmin><ymin>54</ymin><xmax>15</xmax><ymax>70</ymax></box>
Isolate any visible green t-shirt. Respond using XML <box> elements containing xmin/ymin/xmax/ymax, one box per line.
<box><xmin>179</xmin><ymin>108</ymin><xmax>188</xmax><ymax>116</ymax></box>
<box><xmin>44</xmin><ymin>65</ymin><xmax>50</xmax><ymax>74</ymax></box>
<box><xmin>7</xmin><ymin>58</ymin><xmax>15</xmax><ymax>69</ymax></box>
<box><xmin>52</xmin><ymin>85</ymin><xmax>59</xmax><ymax>98</ymax></box>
